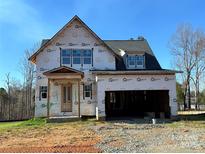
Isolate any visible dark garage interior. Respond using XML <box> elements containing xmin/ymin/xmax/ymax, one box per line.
<box><xmin>105</xmin><ymin>90</ymin><xmax>170</xmax><ymax>118</ymax></box>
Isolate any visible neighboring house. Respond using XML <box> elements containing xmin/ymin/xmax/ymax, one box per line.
<box><xmin>29</xmin><ymin>15</ymin><xmax>180</xmax><ymax>119</ymax></box>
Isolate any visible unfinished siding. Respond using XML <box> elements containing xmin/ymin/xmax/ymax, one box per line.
<box><xmin>35</xmin><ymin>19</ymin><xmax>116</xmax><ymax>117</ymax></box>
<box><xmin>96</xmin><ymin>74</ymin><xmax>177</xmax><ymax>118</ymax></box>
<box><xmin>32</xmin><ymin>16</ymin><xmax>179</xmax><ymax>119</ymax></box>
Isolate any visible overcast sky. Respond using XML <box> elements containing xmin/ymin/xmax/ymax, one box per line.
<box><xmin>0</xmin><ymin>0</ymin><xmax>205</xmax><ymax>87</ymax></box>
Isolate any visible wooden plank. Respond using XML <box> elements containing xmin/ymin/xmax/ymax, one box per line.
<box><xmin>47</xmin><ymin>79</ymin><xmax>50</xmax><ymax>118</ymax></box>
<box><xmin>78</xmin><ymin>80</ymin><xmax>80</xmax><ymax>118</ymax></box>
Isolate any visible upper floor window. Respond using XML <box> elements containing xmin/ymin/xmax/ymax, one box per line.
<box><xmin>127</xmin><ymin>55</ymin><xmax>145</xmax><ymax>69</ymax></box>
<box><xmin>73</xmin><ymin>50</ymin><xmax>81</xmax><ymax>64</ymax></box>
<box><xmin>136</xmin><ymin>56</ymin><xmax>144</xmax><ymax>68</ymax></box>
<box><xmin>127</xmin><ymin>56</ymin><xmax>135</xmax><ymax>68</ymax></box>
<box><xmin>83</xmin><ymin>50</ymin><xmax>92</xmax><ymax>64</ymax></box>
<box><xmin>61</xmin><ymin>49</ymin><xmax>72</xmax><ymax>64</ymax></box>
<box><xmin>61</xmin><ymin>49</ymin><xmax>92</xmax><ymax>65</ymax></box>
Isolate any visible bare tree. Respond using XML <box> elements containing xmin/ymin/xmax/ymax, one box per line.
<box><xmin>169</xmin><ymin>24</ymin><xmax>200</xmax><ymax>110</ymax></box>
<box><xmin>5</xmin><ymin>73</ymin><xmax>11</xmax><ymax>119</ymax></box>
<box><xmin>19</xmin><ymin>50</ymin><xmax>34</xmax><ymax>118</ymax></box>
<box><xmin>19</xmin><ymin>43</ymin><xmax>39</xmax><ymax>118</ymax></box>
<box><xmin>191</xmin><ymin>30</ymin><xmax>205</xmax><ymax>109</ymax></box>
<box><xmin>10</xmin><ymin>78</ymin><xmax>22</xmax><ymax>120</ymax></box>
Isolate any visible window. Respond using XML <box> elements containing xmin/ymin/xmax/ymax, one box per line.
<box><xmin>136</xmin><ymin>55</ymin><xmax>144</xmax><ymax>68</ymax></box>
<box><xmin>127</xmin><ymin>56</ymin><xmax>135</xmax><ymax>67</ymax></box>
<box><xmin>39</xmin><ymin>86</ymin><xmax>47</xmax><ymax>100</ymax></box>
<box><xmin>73</xmin><ymin>50</ymin><xmax>81</xmax><ymax>64</ymax></box>
<box><xmin>61</xmin><ymin>49</ymin><xmax>92</xmax><ymax>65</ymax></box>
<box><xmin>84</xmin><ymin>84</ymin><xmax>92</xmax><ymax>98</ymax></box>
<box><xmin>127</xmin><ymin>55</ymin><xmax>145</xmax><ymax>69</ymax></box>
<box><xmin>82</xmin><ymin>50</ymin><xmax>91</xmax><ymax>64</ymax></box>
<box><xmin>63</xmin><ymin>86</ymin><xmax>71</xmax><ymax>103</ymax></box>
<box><xmin>61</xmin><ymin>49</ymin><xmax>71</xmax><ymax>64</ymax></box>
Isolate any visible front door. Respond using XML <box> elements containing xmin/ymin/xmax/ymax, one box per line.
<box><xmin>61</xmin><ymin>84</ymin><xmax>72</xmax><ymax>112</ymax></box>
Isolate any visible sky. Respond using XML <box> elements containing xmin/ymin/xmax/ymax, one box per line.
<box><xmin>0</xmin><ymin>0</ymin><xmax>205</xmax><ymax>87</ymax></box>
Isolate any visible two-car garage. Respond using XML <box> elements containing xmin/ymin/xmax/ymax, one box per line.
<box><xmin>105</xmin><ymin>90</ymin><xmax>170</xmax><ymax>118</ymax></box>
<box><xmin>94</xmin><ymin>72</ymin><xmax>178</xmax><ymax>119</ymax></box>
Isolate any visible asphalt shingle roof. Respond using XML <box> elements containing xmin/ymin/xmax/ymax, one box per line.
<box><xmin>104</xmin><ymin>39</ymin><xmax>154</xmax><ymax>56</ymax></box>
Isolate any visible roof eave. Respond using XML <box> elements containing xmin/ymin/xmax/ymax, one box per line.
<box><xmin>91</xmin><ymin>70</ymin><xmax>182</xmax><ymax>75</ymax></box>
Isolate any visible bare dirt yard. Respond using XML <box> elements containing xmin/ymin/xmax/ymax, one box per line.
<box><xmin>0</xmin><ymin>114</ymin><xmax>205</xmax><ymax>153</ymax></box>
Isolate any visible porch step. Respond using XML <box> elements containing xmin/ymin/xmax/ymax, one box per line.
<box><xmin>46</xmin><ymin>116</ymin><xmax>80</xmax><ymax>123</ymax></box>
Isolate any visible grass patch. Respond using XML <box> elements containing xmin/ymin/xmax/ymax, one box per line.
<box><xmin>167</xmin><ymin>114</ymin><xmax>205</xmax><ymax>128</ymax></box>
<box><xmin>167</xmin><ymin>120</ymin><xmax>205</xmax><ymax>128</ymax></box>
<box><xmin>0</xmin><ymin>121</ymin><xmax>24</xmax><ymax>129</ymax></box>
<box><xmin>0</xmin><ymin>118</ymin><xmax>46</xmax><ymax>131</ymax></box>
<box><xmin>20</xmin><ymin>118</ymin><xmax>46</xmax><ymax>127</ymax></box>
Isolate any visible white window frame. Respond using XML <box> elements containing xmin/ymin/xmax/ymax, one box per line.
<box><xmin>39</xmin><ymin>86</ymin><xmax>47</xmax><ymax>100</ymax></box>
<box><xmin>127</xmin><ymin>55</ymin><xmax>136</xmax><ymax>68</ymax></box>
<box><xmin>72</xmin><ymin>49</ymin><xmax>81</xmax><ymax>64</ymax></box>
<box><xmin>136</xmin><ymin>55</ymin><xmax>144</xmax><ymax>68</ymax></box>
<box><xmin>82</xmin><ymin>50</ymin><xmax>92</xmax><ymax>65</ymax></box>
<box><xmin>61</xmin><ymin>49</ymin><xmax>72</xmax><ymax>65</ymax></box>
<box><xmin>127</xmin><ymin>54</ymin><xmax>145</xmax><ymax>69</ymax></box>
<box><xmin>84</xmin><ymin>84</ymin><xmax>92</xmax><ymax>98</ymax></box>
<box><xmin>61</xmin><ymin>49</ymin><xmax>92</xmax><ymax>66</ymax></box>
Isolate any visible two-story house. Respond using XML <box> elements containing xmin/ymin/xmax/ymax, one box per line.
<box><xmin>29</xmin><ymin>15</ymin><xmax>180</xmax><ymax>120</ymax></box>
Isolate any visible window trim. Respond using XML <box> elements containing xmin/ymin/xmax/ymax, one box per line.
<box><xmin>72</xmin><ymin>49</ymin><xmax>81</xmax><ymax>64</ymax></box>
<box><xmin>82</xmin><ymin>50</ymin><xmax>92</xmax><ymax>65</ymax></box>
<box><xmin>135</xmin><ymin>55</ymin><xmax>145</xmax><ymax>68</ymax></box>
<box><xmin>39</xmin><ymin>86</ymin><xmax>47</xmax><ymax>101</ymax></box>
<box><xmin>60</xmin><ymin>48</ymin><xmax>93</xmax><ymax>66</ymax></box>
<box><xmin>127</xmin><ymin>54</ymin><xmax>145</xmax><ymax>69</ymax></box>
<box><xmin>83</xmin><ymin>84</ymin><xmax>92</xmax><ymax>98</ymax></box>
<box><xmin>127</xmin><ymin>55</ymin><xmax>136</xmax><ymax>68</ymax></box>
<box><xmin>61</xmin><ymin>49</ymin><xmax>72</xmax><ymax>65</ymax></box>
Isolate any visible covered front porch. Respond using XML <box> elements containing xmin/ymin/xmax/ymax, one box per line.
<box><xmin>43</xmin><ymin>66</ymin><xmax>84</xmax><ymax>119</ymax></box>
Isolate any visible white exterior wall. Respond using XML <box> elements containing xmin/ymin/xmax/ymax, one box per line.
<box><xmin>96</xmin><ymin>74</ymin><xmax>177</xmax><ymax>117</ymax></box>
<box><xmin>34</xmin><ymin>18</ymin><xmax>178</xmax><ymax>118</ymax></box>
<box><xmin>35</xmin><ymin>19</ymin><xmax>115</xmax><ymax>117</ymax></box>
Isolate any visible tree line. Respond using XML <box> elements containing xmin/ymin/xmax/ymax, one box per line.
<box><xmin>0</xmin><ymin>48</ymin><xmax>36</xmax><ymax>121</ymax></box>
<box><xmin>170</xmin><ymin>24</ymin><xmax>205</xmax><ymax>110</ymax></box>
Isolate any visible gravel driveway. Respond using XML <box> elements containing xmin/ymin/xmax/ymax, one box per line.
<box><xmin>90</xmin><ymin>119</ymin><xmax>205</xmax><ymax>153</ymax></box>
<box><xmin>0</xmin><ymin>117</ymin><xmax>205</xmax><ymax>153</ymax></box>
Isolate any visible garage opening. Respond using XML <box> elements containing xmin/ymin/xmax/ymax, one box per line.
<box><xmin>105</xmin><ymin>90</ymin><xmax>170</xmax><ymax>118</ymax></box>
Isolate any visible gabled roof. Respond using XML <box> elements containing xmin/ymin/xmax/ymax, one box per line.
<box><xmin>43</xmin><ymin>66</ymin><xmax>84</xmax><ymax>76</ymax></box>
<box><xmin>29</xmin><ymin>15</ymin><xmax>120</xmax><ymax>63</ymax></box>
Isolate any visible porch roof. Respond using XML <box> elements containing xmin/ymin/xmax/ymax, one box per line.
<box><xmin>43</xmin><ymin>66</ymin><xmax>84</xmax><ymax>79</ymax></box>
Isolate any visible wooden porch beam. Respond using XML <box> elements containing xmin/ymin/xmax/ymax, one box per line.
<box><xmin>78</xmin><ymin>80</ymin><xmax>80</xmax><ymax>118</ymax></box>
<box><xmin>47</xmin><ymin>79</ymin><xmax>50</xmax><ymax>118</ymax></box>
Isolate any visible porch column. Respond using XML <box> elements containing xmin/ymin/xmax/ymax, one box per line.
<box><xmin>47</xmin><ymin>79</ymin><xmax>50</xmax><ymax>118</ymax></box>
<box><xmin>78</xmin><ymin>80</ymin><xmax>80</xmax><ymax>118</ymax></box>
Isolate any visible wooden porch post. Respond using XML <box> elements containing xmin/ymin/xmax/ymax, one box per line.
<box><xmin>78</xmin><ymin>80</ymin><xmax>80</xmax><ymax>118</ymax></box>
<box><xmin>47</xmin><ymin>79</ymin><xmax>50</xmax><ymax>118</ymax></box>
